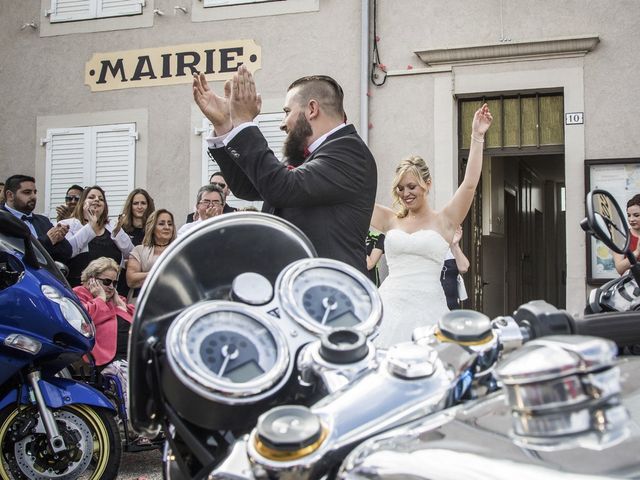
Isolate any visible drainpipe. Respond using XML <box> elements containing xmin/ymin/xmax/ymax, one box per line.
<box><xmin>360</xmin><ymin>0</ymin><xmax>369</xmax><ymax>145</ymax></box>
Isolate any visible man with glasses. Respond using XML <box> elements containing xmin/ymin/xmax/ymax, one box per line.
<box><xmin>178</xmin><ymin>184</ymin><xmax>225</xmax><ymax>236</ymax></box>
<box><xmin>193</xmin><ymin>66</ymin><xmax>377</xmax><ymax>273</ymax></box>
<box><xmin>2</xmin><ymin>174</ymin><xmax>72</xmax><ymax>263</ymax></box>
<box><xmin>56</xmin><ymin>184</ymin><xmax>84</xmax><ymax>222</ymax></box>
<box><xmin>185</xmin><ymin>172</ymin><xmax>236</xmax><ymax>223</ymax></box>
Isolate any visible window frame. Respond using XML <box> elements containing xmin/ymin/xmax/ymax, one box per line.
<box><xmin>43</xmin><ymin>123</ymin><xmax>137</xmax><ymax>221</ymax></box>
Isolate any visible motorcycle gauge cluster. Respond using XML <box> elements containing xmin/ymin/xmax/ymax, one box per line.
<box><xmin>165</xmin><ymin>301</ymin><xmax>290</xmax><ymax>407</ymax></box>
<box><xmin>277</xmin><ymin>258</ymin><xmax>382</xmax><ymax>336</ymax></box>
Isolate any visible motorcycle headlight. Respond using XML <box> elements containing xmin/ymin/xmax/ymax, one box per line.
<box><xmin>41</xmin><ymin>285</ymin><xmax>95</xmax><ymax>339</ymax></box>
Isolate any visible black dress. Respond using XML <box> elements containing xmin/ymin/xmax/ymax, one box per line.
<box><xmin>440</xmin><ymin>258</ymin><xmax>460</xmax><ymax>310</ymax></box>
<box><xmin>117</xmin><ymin>226</ymin><xmax>144</xmax><ymax>296</ymax></box>
<box><xmin>67</xmin><ymin>230</ymin><xmax>122</xmax><ymax>287</ymax></box>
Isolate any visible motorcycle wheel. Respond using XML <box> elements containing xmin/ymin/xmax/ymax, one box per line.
<box><xmin>0</xmin><ymin>404</ymin><xmax>121</xmax><ymax>480</ymax></box>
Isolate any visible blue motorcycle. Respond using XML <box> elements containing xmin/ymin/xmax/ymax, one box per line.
<box><xmin>0</xmin><ymin>211</ymin><xmax>121</xmax><ymax>479</ymax></box>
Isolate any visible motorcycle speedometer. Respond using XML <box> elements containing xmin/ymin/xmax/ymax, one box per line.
<box><xmin>166</xmin><ymin>301</ymin><xmax>290</xmax><ymax>404</ymax></box>
<box><xmin>277</xmin><ymin>259</ymin><xmax>382</xmax><ymax>336</ymax></box>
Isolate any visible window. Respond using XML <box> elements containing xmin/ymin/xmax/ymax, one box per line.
<box><xmin>47</xmin><ymin>0</ymin><xmax>144</xmax><ymax>23</ymax></box>
<box><xmin>194</xmin><ymin>0</ymin><xmax>318</xmax><ymax>22</ymax></box>
<box><xmin>43</xmin><ymin>123</ymin><xmax>137</xmax><ymax>220</ymax></box>
<box><xmin>200</xmin><ymin>113</ymin><xmax>285</xmax><ymax>210</ymax></box>
<box><xmin>459</xmin><ymin>93</ymin><xmax>564</xmax><ymax>150</ymax></box>
<box><xmin>205</xmin><ymin>0</ymin><xmax>280</xmax><ymax>5</ymax></box>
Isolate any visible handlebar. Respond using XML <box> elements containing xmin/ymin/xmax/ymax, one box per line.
<box><xmin>572</xmin><ymin>311</ymin><xmax>640</xmax><ymax>347</ymax></box>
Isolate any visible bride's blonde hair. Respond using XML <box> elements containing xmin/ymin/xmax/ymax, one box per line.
<box><xmin>391</xmin><ymin>156</ymin><xmax>432</xmax><ymax>219</ymax></box>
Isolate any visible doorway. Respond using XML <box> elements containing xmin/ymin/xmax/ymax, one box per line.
<box><xmin>473</xmin><ymin>154</ymin><xmax>566</xmax><ymax>318</ymax></box>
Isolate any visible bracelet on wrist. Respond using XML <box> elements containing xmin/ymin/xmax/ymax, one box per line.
<box><xmin>471</xmin><ymin>135</ymin><xmax>484</xmax><ymax>143</ymax></box>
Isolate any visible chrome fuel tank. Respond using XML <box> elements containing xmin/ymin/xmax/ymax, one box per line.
<box><xmin>340</xmin><ymin>336</ymin><xmax>640</xmax><ymax>479</ymax></box>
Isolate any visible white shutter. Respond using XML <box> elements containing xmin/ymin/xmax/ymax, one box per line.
<box><xmin>201</xmin><ymin>118</ymin><xmax>216</xmax><ymax>184</ymax></box>
<box><xmin>97</xmin><ymin>0</ymin><xmax>143</xmax><ymax>18</ymax></box>
<box><xmin>256</xmin><ymin>112</ymin><xmax>285</xmax><ymax>162</ymax></box>
<box><xmin>44</xmin><ymin>128</ymin><xmax>91</xmax><ymax>220</ymax></box>
<box><xmin>93</xmin><ymin>124</ymin><xmax>136</xmax><ymax>220</ymax></box>
<box><xmin>204</xmin><ymin>0</ymin><xmax>266</xmax><ymax>7</ymax></box>
<box><xmin>201</xmin><ymin>113</ymin><xmax>285</xmax><ymax>210</ymax></box>
<box><xmin>49</xmin><ymin>0</ymin><xmax>96</xmax><ymax>23</ymax></box>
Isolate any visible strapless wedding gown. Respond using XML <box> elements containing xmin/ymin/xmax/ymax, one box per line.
<box><xmin>375</xmin><ymin>229</ymin><xmax>450</xmax><ymax>347</ymax></box>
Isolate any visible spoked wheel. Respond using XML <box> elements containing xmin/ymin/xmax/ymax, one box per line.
<box><xmin>0</xmin><ymin>404</ymin><xmax>121</xmax><ymax>480</ymax></box>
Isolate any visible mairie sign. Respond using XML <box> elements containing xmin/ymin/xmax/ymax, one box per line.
<box><xmin>85</xmin><ymin>40</ymin><xmax>261</xmax><ymax>92</ymax></box>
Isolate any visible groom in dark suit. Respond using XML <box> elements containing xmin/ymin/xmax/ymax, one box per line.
<box><xmin>193</xmin><ymin>66</ymin><xmax>377</xmax><ymax>272</ymax></box>
<box><xmin>2</xmin><ymin>174</ymin><xmax>72</xmax><ymax>263</ymax></box>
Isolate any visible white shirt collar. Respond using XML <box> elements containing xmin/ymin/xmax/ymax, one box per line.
<box><xmin>4</xmin><ymin>204</ymin><xmax>30</xmax><ymax>220</ymax></box>
<box><xmin>307</xmin><ymin>123</ymin><xmax>347</xmax><ymax>154</ymax></box>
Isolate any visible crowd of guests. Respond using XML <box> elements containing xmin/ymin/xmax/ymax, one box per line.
<box><xmin>0</xmin><ymin>172</ymin><xmax>240</xmax><ymax>443</ymax></box>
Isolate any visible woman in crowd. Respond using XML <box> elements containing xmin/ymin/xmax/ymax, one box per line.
<box><xmin>73</xmin><ymin>257</ymin><xmax>133</xmax><ymax>367</ymax></box>
<box><xmin>119</xmin><ymin>188</ymin><xmax>155</xmax><ymax>246</ymax></box>
<box><xmin>126</xmin><ymin>209</ymin><xmax>176</xmax><ymax>303</ymax></box>
<box><xmin>613</xmin><ymin>193</ymin><xmax>640</xmax><ymax>274</ymax></box>
<box><xmin>116</xmin><ymin>188</ymin><xmax>155</xmax><ymax>296</ymax></box>
<box><xmin>73</xmin><ymin>257</ymin><xmax>145</xmax><ymax>443</ymax></box>
<box><xmin>60</xmin><ymin>186</ymin><xmax>134</xmax><ymax>287</ymax></box>
<box><xmin>370</xmin><ymin>104</ymin><xmax>492</xmax><ymax>346</ymax></box>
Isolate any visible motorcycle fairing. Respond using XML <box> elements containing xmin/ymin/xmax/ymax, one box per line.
<box><xmin>0</xmin><ymin>377</ymin><xmax>115</xmax><ymax>412</ymax></box>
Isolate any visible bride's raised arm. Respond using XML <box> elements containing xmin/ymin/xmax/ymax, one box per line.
<box><xmin>370</xmin><ymin>203</ymin><xmax>395</xmax><ymax>233</ymax></box>
<box><xmin>441</xmin><ymin>103</ymin><xmax>493</xmax><ymax>230</ymax></box>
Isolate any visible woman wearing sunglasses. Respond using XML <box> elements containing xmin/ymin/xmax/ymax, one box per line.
<box><xmin>73</xmin><ymin>257</ymin><xmax>137</xmax><ymax>439</ymax></box>
<box><xmin>73</xmin><ymin>257</ymin><xmax>134</xmax><ymax>368</ymax></box>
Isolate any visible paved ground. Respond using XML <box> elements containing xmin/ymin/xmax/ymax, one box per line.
<box><xmin>118</xmin><ymin>448</ymin><xmax>164</xmax><ymax>479</ymax></box>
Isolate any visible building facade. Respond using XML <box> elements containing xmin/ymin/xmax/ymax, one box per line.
<box><xmin>1</xmin><ymin>0</ymin><xmax>639</xmax><ymax>316</ymax></box>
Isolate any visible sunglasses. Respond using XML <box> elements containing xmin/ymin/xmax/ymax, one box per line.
<box><xmin>95</xmin><ymin>277</ymin><xmax>117</xmax><ymax>287</ymax></box>
<box><xmin>211</xmin><ymin>182</ymin><xmax>227</xmax><ymax>189</ymax></box>
<box><xmin>65</xmin><ymin>195</ymin><xmax>81</xmax><ymax>202</ymax></box>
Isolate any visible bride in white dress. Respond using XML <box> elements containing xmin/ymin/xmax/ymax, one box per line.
<box><xmin>371</xmin><ymin>104</ymin><xmax>493</xmax><ymax>347</ymax></box>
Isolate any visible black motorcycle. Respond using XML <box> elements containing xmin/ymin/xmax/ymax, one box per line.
<box><xmin>129</xmin><ymin>192</ymin><xmax>640</xmax><ymax>479</ymax></box>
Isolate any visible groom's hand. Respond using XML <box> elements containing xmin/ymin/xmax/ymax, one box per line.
<box><xmin>230</xmin><ymin>65</ymin><xmax>262</xmax><ymax>125</ymax></box>
<box><xmin>193</xmin><ymin>72</ymin><xmax>233</xmax><ymax>135</ymax></box>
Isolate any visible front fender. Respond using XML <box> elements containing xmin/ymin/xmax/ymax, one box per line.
<box><xmin>0</xmin><ymin>377</ymin><xmax>115</xmax><ymax>412</ymax></box>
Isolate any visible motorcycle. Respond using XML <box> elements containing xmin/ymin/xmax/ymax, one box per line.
<box><xmin>129</xmin><ymin>191</ymin><xmax>640</xmax><ymax>479</ymax></box>
<box><xmin>583</xmin><ymin>189</ymin><xmax>640</xmax><ymax>315</ymax></box>
<box><xmin>0</xmin><ymin>211</ymin><xmax>121</xmax><ymax>479</ymax></box>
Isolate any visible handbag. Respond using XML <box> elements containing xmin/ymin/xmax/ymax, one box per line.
<box><xmin>457</xmin><ymin>274</ymin><xmax>468</xmax><ymax>301</ymax></box>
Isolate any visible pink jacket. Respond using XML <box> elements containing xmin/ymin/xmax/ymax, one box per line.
<box><xmin>73</xmin><ymin>286</ymin><xmax>134</xmax><ymax>366</ymax></box>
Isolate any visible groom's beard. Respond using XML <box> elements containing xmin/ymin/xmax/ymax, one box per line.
<box><xmin>283</xmin><ymin>112</ymin><xmax>313</xmax><ymax>167</ymax></box>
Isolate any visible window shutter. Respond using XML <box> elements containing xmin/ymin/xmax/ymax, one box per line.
<box><xmin>201</xmin><ymin>112</ymin><xmax>285</xmax><ymax>210</ymax></box>
<box><xmin>97</xmin><ymin>0</ymin><xmax>144</xmax><ymax>18</ymax></box>
<box><xmin>93</xmin><ymin>124</ymin><xmax>136</xmax><ymax>220</ymax></box>
<box><xmin>49</xmin><ymin>0</ymin><xmax>96</xmax><ymax>23</ymax></box>
<box><xmin>44</xmin><ymin>128</ymin><xmax>91</xmax><ymax>220</ymax></box>
<box><xmin>256</xmin><ymin>112</ymin><xmax>285</xmax><ymax>161</ymax></box>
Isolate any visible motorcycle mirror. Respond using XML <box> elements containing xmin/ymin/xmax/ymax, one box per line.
<box><xmin>585</xmin><ymin>190</ymin><xmax>630</xmax><ymax>255</ymax></box>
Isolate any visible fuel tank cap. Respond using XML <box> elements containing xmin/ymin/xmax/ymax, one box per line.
<box><xmin>437</xmin><ymin>310</ymin><xmax>493</xmax><ymax>344</ymax></box>
<box><xmin>495</xmin><ymin>335</ymin><xmax>628</xmax><ymax>450</ymax></box>
<box><xmin>496</xmin><ymin>335</ymin><xmax>618</xmax><ymax>385</ymax></box>
<box><xmin>255</xmin><ymin>405</ymin><xmax>325</xmax><ymax>459</ymax></box>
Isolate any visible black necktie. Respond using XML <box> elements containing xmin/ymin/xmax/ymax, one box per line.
<box><xmin>21</xmin><ymin>215</ymin><xmax>33</xmax><ymax>223</ymax></box>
